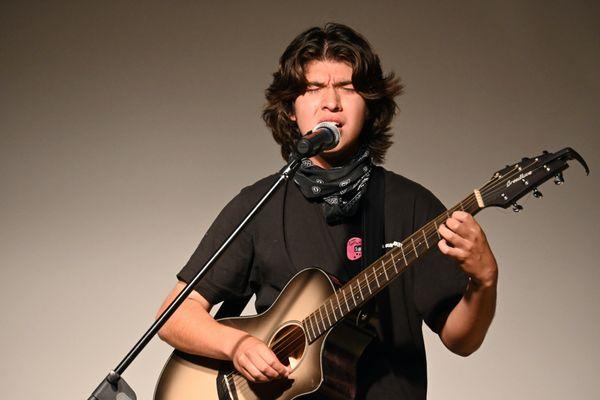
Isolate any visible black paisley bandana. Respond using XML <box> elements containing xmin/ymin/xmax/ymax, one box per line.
<box><xmin>293</xmin><ymin>149</ymin><xmax>373</xmax><ymax>224</ymax></box>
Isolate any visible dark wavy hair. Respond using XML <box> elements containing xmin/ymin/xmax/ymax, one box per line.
<box><xmin>262</xmin><ymin>23</ymin><xmax>403</xmax><ymax>164</ymax></box>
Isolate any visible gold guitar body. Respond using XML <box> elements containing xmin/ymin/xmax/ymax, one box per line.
<box><xmin>154</xmin><ymin>268</ymin><xmax>374</xmax><ymax>400</ymax></box>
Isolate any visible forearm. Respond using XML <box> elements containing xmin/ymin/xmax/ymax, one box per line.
<box><xmin>436</xmin><ymin>211</ymin><xmax>499</xmax><ymax>356</ymax></box>
<box><xmin>156</xmin><ymin>285</ymin><xmax>246</xmax><ymax>360</ymax></box>
<box><xmin>440</xmin><ymin>275</ymin><xmax>497</xmax><ymax>356</ymax></box>
<box><xmin>156</xmin><ymin>282</ymin><xmax>291</xmax><ymax>382</ymax></box>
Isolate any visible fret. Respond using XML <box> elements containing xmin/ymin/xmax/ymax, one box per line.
<box><xmin>343</xmin><ymin>288</ymin><xmax>351</xmax><ymax>312</ymax></box>
<box><xmin>357</xmin><ymin>278</ymin><xmax>365</xmax><ymax>300</ymax></box>
<box><xmin>316</xmin><ymin>312</ymin><xmax>323</xmax><ymax>335</ymax></box>
<box><xmin>308</xmin><ymin>314</ymin><xmax>316</xmax><ymax>339</ymax></box>
<box><xmin>366</xmin><ymin>271</ymin><xmax>372</xmax><ymax>293</ymax></box>
<box><xmin>334</xmin><ymin>291</ymin><xmax>342</xmax><ymax>318</ymax></box>
<box><xmin>411</xmin><ymin>237</ymin><xmax>418</xmax><ymax>257</ymax></box>
<box><xmin>331</xmin><ymin>299</ymin><xmax>339</xmax><ymax>322</ymax></box>
<box><xmin>434</xmin><ymin>220</ymin><xmax>441</xmax><ymax>239</ymax></box>
<box><xmin>317</xmin><ymin>308</ymin><xmax>325</xmax><ymax>331</ymax></box>
<box><xmin>381</xmin><ymin>260</ymin><xmax>389</xmax><ymax>281</ymax></box>
<box><xmin>374</xmin><ymin>266</ymin><xmax>380</xmax><ymax>287</ymax></box>
<box><xmin>324</xmin><ymin>304</ymin><xmax>332</xmax><ymax>327</ymax></box>
<box><xmin>349</xmin><ymin>283</ymin><xmax>357</xmax><ymax>306</ymax></box>
<box><xmin>459</xmin><ymin>201</ymin><xmax>465</xmax><ymax>211</ymax></box>
<box><xmin>390</xmin><ymin>251</ymin><xmax>398</xmax><ymax>273</ymax></box>
<box><xmin>303</xmin><ymin>320</ymin><xmax>312</xmax><ymax>342</ymax></box>
<box><xmin>400</xmin><ymin>245</ymin><xmax>408</xmax><ymax>265</ymax></box>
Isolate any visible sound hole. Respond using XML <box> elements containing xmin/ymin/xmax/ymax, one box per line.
<box><xmin>268</xmin><ymin>323</ymin><xmax>306</xmax><ymax>371</ymax></box>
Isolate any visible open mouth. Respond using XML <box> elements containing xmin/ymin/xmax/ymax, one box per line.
<box><xmin>321</xmin><ymin>120</ymin><xmax>343</xmax><ymax>128</ymax></box>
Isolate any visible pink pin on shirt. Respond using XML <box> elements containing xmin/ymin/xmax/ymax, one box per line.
<box><xmin>346</xmin><ymin>237</ymin><xmax>362</xmax><ymax>260</ymax></box>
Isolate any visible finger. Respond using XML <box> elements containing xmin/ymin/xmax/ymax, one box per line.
<box><xmin>239</xmin><ymin>354</ymin><xmax>270</xmax><ymax>382</ymax></box>
<box><xmin>438</xmin><ymin>224</ymin><xmax>468</xmax><ymax>248</ymax></box>
<box><xmin>445</xmin><ymin>217</ymin><xmax>463</xmax><ymax>233</ymax></box>
<box><xmin>238</xmin><ymin>364</ymin><xmax>257</xmax><ymax>383</ymax></box>
<box><xmin>247</xmin><ymin>351</ymin><xmax>280</xmax><ymax>379</ymax></box>
<box><xmin>451</xmin><ymin>212</ymin><xmax>484</xmax><ymax>239</ymax></box>
<box><xmin>446</xmin><ymin>217</ymin><xmax>476</xmax><ymax>239</ymax></box>
<box><xmin>258</xmin><ymin>348</ymin><xmax>290</xmax><ymax>377</ymax></box>
<box><xmin>451</xmin><ymin>211</ymin><xmax>472</xmax><ymax>222</ymax></box>
<box><xmin>438</xmin><ymin>239</ymin><xmax>467</xmax><ymax>260</ymax></box>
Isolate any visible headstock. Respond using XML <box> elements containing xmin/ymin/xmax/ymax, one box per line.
<box><xmin>478</xmin><ymin>147</ymin><xmax>589</xmax><ymax>211</ymax></box>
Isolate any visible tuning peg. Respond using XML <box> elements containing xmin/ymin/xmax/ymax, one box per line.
<box><xmin>554</xmin><ymin>172</ymin><xmax>564</xmax><ymax>185</ymax></box>
<box><xmin>512</xmin><ymin>203</ymin><xmax>524</xmax><ymax>212</ymax></box>
<box><xmin>532</xmin><ymin>187</ymin><xmax>543</xmax><ymax>198</ymax></box>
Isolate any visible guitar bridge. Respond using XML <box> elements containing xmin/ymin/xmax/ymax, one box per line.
<box><xmin>216</xmin><ymin>370</ymin><xmax>238</xmax><ymax>400</ymax></box>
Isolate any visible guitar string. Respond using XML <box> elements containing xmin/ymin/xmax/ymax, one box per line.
<box><xmin>226</xmin><ymin>333</ymin><xmax>305</xmax><ymax>396</ymax></box>
<box><xmin>228</xmin><ymin>160</ymin><xmax>547</xmax><ymax>392</ymax></box>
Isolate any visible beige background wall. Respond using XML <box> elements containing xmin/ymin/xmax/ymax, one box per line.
<box><xmin>1</xmin><ymin>1</ymin><xmax>598</xmax><ymax>399</ymax></box>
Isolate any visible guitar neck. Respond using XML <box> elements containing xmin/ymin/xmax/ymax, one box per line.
<box><xmin>302</xmin><ymin>192</ymin><xmax>482</xmax><ymax>343</ymax></box>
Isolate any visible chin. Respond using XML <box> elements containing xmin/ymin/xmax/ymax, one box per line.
<box><xmin>319</xmin><ymin>148</ymin><xmax>355</xmax><ymax>166</ymax></box>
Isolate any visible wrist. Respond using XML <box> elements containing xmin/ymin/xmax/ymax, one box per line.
<box><xmin>224</xmin><ymin>328</ymin><xmax>252</xmax><ymax>360</ymax></box>
<box><xmin>469</xmin><ymin>268</ymin><xmax>498</xmax><ymax>290</ymax></box>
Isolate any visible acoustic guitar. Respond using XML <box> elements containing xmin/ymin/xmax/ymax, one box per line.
<box><xmin>154</xmin><ymin>148</ymin><xmax>588</xmax><ymax>400</ymax></box>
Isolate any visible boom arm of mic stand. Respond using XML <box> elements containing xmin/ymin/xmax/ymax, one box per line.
<box><xmin>87</xmin><ymin>156</ymin><xmax>303</xmax><ymax>400</ymax></box>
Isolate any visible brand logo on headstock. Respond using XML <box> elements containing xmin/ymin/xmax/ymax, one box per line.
<box><xmin>506</xmin><ymin>171</ymin><xmax>533</xmax><ymax>187</ymax></box>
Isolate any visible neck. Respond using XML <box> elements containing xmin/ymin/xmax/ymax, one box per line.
<box><xmin>309</xmin><ymin>144</ymin><xmax>361</xmax><ymax>169</ymax></box>
<box><xmin>309</xmin><ymin>155</ymin><xmax>334</xmax><ymax>169</ymax></box>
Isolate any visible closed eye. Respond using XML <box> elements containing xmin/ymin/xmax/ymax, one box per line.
<box><xmin>305</xmin><ymin>87</ymin><xmax>322</xmax><ymax>93</ymax></box>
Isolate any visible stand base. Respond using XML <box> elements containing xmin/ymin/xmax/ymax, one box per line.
<box><xmin>88</xmin><ymin>371</ymin><xmax>137</xmax><ymax>400</ymax></box>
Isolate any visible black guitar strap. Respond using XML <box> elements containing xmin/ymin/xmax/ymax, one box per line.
<box><xmin>362</xmin><ymin>166</ymin><xmax>386</xmax><ymax>271</ymax></box>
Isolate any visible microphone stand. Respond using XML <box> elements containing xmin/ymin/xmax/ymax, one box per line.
<box><xmin>88</xmin><ymin>155</ymin><xmax>303</xmax><ymax>400</ymax></box>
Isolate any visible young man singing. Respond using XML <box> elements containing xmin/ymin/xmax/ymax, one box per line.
<box><xmin>157</xmin><ymin>23</ymin><xmax>498</xmax><ymax>399</ymax></box>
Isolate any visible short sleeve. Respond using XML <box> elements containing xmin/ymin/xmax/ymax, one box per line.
<box><xmin>411</xmin><ymin>192</ymin><xmax>468</xmax><ymax>334</ymax></box>
<box><xmin>177</xmin><ymin>190</ymin><xmax>256</xmax><ymax>305</ymax></box>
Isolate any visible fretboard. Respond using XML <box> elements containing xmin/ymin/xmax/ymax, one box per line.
<box><xmin>302</xmin><ymin>192</ymin><xmax>481</xmax><ymax>343</ymax></box>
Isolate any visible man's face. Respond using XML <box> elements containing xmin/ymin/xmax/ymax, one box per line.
<box><xmin>291</xmin><ymin>60</ymin><xmax>367</xmax><ymax>167</ymax></box>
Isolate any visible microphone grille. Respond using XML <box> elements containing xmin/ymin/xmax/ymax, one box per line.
<box><xmin>313</xmin><ymin>121</ymin><xmax>340</xmax><ymax>144</ymax></box>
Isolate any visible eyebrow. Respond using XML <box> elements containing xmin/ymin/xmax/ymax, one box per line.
<box><xmin>307</xmin><ymin>80</ymin><xmax>354</xmax><ymax>87</ymax></box>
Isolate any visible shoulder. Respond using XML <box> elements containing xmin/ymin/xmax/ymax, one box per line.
<box><xmin>218</xmin><ymin>173</ymin><xmax>280</xmax><ymax>217</ymax></box>
<box><xmin>202</xmin><ymin>173</ymin><xmax>281</xmax><ymax>238</ymax></box>
<box><xmin>376</xmin><ymin>166</ymin><xmax>448</xmax><ymax>229</ymax></box>
<box><xmin>378</xmin><ymin>166</ymin><xmax>442</xmax><ymax>206</ymax></box>
<box><xmin>239</xmin><ymin>173</ymin><xmax>280</xmax><ymax>194</ymax></box>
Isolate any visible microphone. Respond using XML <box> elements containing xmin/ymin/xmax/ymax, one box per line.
<box><xmin>295</xmin><ymin>122</ymin><xmax>340</xmax><ymax>157</ymax></box>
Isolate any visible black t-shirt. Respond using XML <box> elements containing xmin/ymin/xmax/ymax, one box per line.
<box><xmin>177</xmin><ymin>167</ymin><xmax>468</xmax><ymax>400</ymax></box>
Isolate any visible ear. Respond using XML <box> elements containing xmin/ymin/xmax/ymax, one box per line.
<box><xmin>288</xmin><ymin>106</ymin><xmax>296</xmax><ymax>122</ymax></box>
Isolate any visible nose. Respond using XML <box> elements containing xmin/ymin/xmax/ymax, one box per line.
<box><xmin>320</xmin><ymin>86</ymin><xmax>342</xmax><ymax>112</ymax></box>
